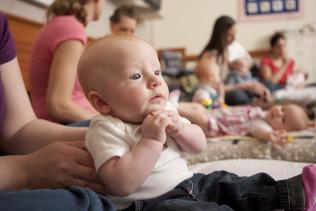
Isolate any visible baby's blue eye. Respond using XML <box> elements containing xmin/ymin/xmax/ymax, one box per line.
<box><xmin>154</xmin><ymin>70</ymin><xmax>161</xmax><ymax>76</ymax></box>
<box><xmin>130</xmin><ymin>73</ymin><xmax>142</xmax><ymax>80</ymax></box>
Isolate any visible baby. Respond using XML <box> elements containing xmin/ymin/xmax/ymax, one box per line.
<box><xmin>193</xmin><ymin>52</ymin><xmax>225</xmax><ymax>108</ymax></box>
<box><xmin>204</xmin><ymin>104</ymin><xmax>310</xmax><ymax>146</ymax></box>
<box><xmin>226</xmin><ymin>58</ymin><xmax>254</xmax><ymax>84</ymax></box>
<box><xmin>78</xmin><ymin>35</ymin><xmax>316</xmax><ymax>211</ymax></box>
<box><xmin>226</xmin><ymin>58</ymin><xmax>272</xmax><ymax>103</ymax></box>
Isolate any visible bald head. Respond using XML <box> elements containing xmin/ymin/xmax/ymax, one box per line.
<box><xmin>78</xmin><ymin>35</ymin><xmax>156</xmax><ymax>95</ymax></box>
<box><xmin>284</xmin><ymin>104</ymin><xmax>309</xmax><ymax>131</ymax></box>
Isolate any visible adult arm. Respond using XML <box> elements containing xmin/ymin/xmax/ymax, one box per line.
<box><xmin>0</xmin><ymin>58</ymin><xmax>87</xmax><ymax>154</ymax></box>
<box><xmin>47</xmin><ymin>40</ymin><xmax>98</xmax><ymax>123</ymax></box>
<box><xmin>0</xmin><ymin>58</ymin><xmax>105</xmax><ymax>192</ymax></box>
<box><xmin>260</xmin><ymin>59</ymin><xmax>292</xmax><ymax>84</ymax></box>
<box><xmin>224</xmin><ymin>81</ymin><xmax>270</xmax><ymax>99</ymax></box>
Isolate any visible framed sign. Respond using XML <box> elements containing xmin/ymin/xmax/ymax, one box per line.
<box><xmin>239</xmin><ymin>0</ymin><xmax>303</xmax><ymax>21</ymax></box>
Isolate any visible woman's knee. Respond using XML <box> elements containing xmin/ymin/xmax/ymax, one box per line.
<box><xmin>225</xmin><ymin>90</ymin><xmax>251</xmax><ymax>105</ymax></box>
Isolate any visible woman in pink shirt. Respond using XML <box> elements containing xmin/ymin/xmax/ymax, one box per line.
<box><xmin>29</xmin><ymin>0</ymin><xmax>104</xmax><ymax>124</ymax></box>
<box><xmin>260</xmin><ymin>32</ymin><xmax>295</xmax><ymax>91</ymax></box>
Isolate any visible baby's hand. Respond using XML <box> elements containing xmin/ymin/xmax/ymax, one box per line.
<box><xmin>268</xmin><ymin>130</ymin><xmax>288</xmax><ymax>148</ymax></box>
<box><xmin>141</xmin><ymin>112</ymin><xmax>172</xmax><ymax>144</ymax></box>
<box><xmin>162</xmin><ymin>110</ymin><xmax>184</xmax><ymax>138</ymax></box>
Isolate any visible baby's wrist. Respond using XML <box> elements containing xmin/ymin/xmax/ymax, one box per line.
<box><xmin>170</xmin><ymin>123</ymin><xmax>185</xmax><ymax>139</ymax></box>
<box><xmin>140</xmin><ymin>136</ymin><xmax>165</xmax><ymax>146</ymax></box>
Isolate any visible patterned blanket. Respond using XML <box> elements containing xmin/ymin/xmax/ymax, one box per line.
<box><xmin>185</xmin><ymin>130</ymin><xmax>316</xmax><ymax>165</ymax></box>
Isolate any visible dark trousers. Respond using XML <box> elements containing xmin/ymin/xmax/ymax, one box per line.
<box><xmin>124</xmin><ymin>171</ymin><xmax>305</xmax><ymax>211</ymax></box>
<box><xmin>225</xmin><ymin>89</ymin><xmax>253</xmax><ymax>105</ymax></box>
<box><xmin>262</xmin><ymin>80</ymin><xmax>284</xmax><ymax>93</ymax></box>
<box><xmin>0</xmin><ymin>186</ymin><xmax>115</xmax><ymax>211</ymax></box>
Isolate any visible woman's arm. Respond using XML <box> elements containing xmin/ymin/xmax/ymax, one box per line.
<box><xmin>261</xmin><ymin>60</ymin><xmax>291</xmax><ymax>84</ymax></box>
<box><xmin>0</xmin><ymin>142</ymin><xmax>106</xmax><ymax>193</ymax></box>
<box><xmin>0</xmin><ymin>58</ymin><xmax>86</xmax><ymax>154</ymax></box>
<box><xmin>47</xmin><ymin>40</ymin><xmax>98</xmax><ymax>123</ymax></box>
<box><xmin>0</xmin><ymin>59</ymin><xmax>105</xmax><ymax>192</ymax></box>
<box><xmin>224</xmin><ymin>81</ymin><xmax>270</xmax><ymax>99</ymax></box>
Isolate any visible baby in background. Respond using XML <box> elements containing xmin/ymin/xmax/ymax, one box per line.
<box><xmin>226</xmin><ymin>58</ymin><xmax>272</xmax><ymax>103</ymax></box>
<box><xmin>226</xmin><ymin>58</ymin><xmax>254</xmax><ymax>84</ymax></box>
<box><xmin>193</xmin><ymin>51</ymin><xmax>225</xmax><ymax>109</ymax></box>
<box><xmin>203</xmin><ymin>103</ymin><xmax>310</xmax><ymax>146</ymax></box>
<box><xmin>78</xmin><ymin>35</ymin><xmax>316</xmax><ymax>211</ymax></box>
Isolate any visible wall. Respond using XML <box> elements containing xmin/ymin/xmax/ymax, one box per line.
<box><xmin>151</xmin><ymin>0</ymin><xmax>316</xmax><ymax>55</ymax></box>
<box><xmin>0</xmin><ymin>0</ymin><xmax>116</xmax><ymax>38</ymax></box>
<box><xmin>1</xmin><ymin>0</ymin><xmax>316</xmax><ymax>54</ymax></box>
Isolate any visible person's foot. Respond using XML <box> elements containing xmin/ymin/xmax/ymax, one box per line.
<box><xmin>302</xmin><ymin>164</ymin><xmax>316</xmax><ymax>211</ymax></box>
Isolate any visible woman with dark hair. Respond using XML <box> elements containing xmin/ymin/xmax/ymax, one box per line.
<box><xmin>29</xmin><ymin>0</ymin><xmax>104</xmax><ymax>124</ymax></box>
<box><xmin>196</xmin><ymin>15</ymin><xmax>270</xmax><ymax>105</ymax></box>
<box><xmin>109</xmin><ymin>5</ymin><xmax>138</xmax><ymax>35</ymax></box>
<box><xmin>260</xmin><ymin>32</ymin><xmax>296</xmax><ymax>91</ymax></box>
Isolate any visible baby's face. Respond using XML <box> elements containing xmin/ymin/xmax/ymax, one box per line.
<box><xmin>231</xmin><ymin>59</ymin><xmax>249</xmax><ymax>74</ymax></box>
<box><xmin>100</xmin><ymin>38</ymin><xmax>169</xmax><ymax>123</ymax></box>
<box><xmin>266</xmin><ymin>105</ymin><xmax>306</xmax><ymax>131</ymax></box>
<box><xmin>201</xmin><ymin>63</ymin><xmax>220</xmax><ymax>83</ymax></box>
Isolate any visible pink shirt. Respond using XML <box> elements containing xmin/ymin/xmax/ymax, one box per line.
<box><xmin>29</xmin><ymin>16</ymin><xmax>94</xmax><ymax>122</ymax></box>
<box><xmin>261</xmin><ymin>56</ymin><xmax>295</xmax><ymax>85</ymax></box>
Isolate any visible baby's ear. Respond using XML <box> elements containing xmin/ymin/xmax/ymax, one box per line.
<box><xmin>88</xmin><ymin>90</ymin><xmax>111</xmax><ymax>114</ymax></box>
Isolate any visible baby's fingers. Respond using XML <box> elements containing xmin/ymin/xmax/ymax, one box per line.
<box><xmin>153</xmin><ymin>112</ymin><xmax>172</xmax><ymax>128</ymax></box>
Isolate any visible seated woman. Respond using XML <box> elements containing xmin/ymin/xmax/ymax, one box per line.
<box><xmin>260</xmin><ymin>32</ymin><xmax>295</xmax><ymax>92</ymax></box>
<box><xmin>109</xmin><ymin>5</ymin><xmax>138</xmax><ymax>35</ymax></box>
<box><xmin>29</xmin><ymin>0</ymin><xmax>102</xmax><ymax>124</ymax></box>
<box><xmin>196</xmin><ymin>15</ymin><xmax>271</xmax><ymax>106</ymax></box>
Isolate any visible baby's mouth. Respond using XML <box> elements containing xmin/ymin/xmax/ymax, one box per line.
<box><xmin>150</xmin><ymin>94</ymin><xmax>164</xmax><ymax>103</ymax></box>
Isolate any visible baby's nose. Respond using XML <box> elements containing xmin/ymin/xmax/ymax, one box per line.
<box><xmin>148</xmin><ymin>77</ymin><xmax>161</xmax><ymax>88</ymax></box>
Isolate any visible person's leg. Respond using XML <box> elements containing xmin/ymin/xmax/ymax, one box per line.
<box><xmin>124</xmin><ymin>182</ymin><xmax>233</xmax><ymax>211</ymax></box>
<box><xmin>0</xmin><ymin>186</ymin><xmax>115</xmax><ymax>211</ymax></box>
<box><xmin>262</xmin><ymin>80</ymin><xmax>284</xmax><ymax>93</ymax></box>
<box><xmin>194</xmin><ymin>171</ymin><xmax>305</xmax><ymax>211</ymax></box>
<box><xmin>225</xmin><ymin>89</ymin><xmax>252</xmax><ymax>105</ymax></box>
<box><xmin>148</xmin><ymin>172</ymin><xmax>305</xmax><ymax>211</ymax></box>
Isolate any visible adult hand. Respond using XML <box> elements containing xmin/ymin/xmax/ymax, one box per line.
<box><xmin>240</xmin><ymin>82</ymin><xmax>271</xmax><ymax>100</ymax></box>
<box><xmin>24</xmin><ymin>141</ymin><xmax>106</xmax><ymax>194</ymax></box>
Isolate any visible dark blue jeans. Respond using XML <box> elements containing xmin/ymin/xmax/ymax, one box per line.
<box><xmin>0</xmin><ymin>186</ymin><xmax>115</xmax><ymax>211</ymax></box>
<box><xmin>262</xmin><ymin>80</ymin><xmax>284</xmax><ymax>93</ymax></box>
<box><xmin>225</xmin><ymin>89</ymin><xmax>253</xmax><ymax>105</ymax></box>
<box><xmin>124</xmin><ymin>171</ymin><xmax>305</xmax><ymax>211</ymax></box>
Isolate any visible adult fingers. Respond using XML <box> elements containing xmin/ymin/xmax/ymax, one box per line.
<box><xmin>65</xmin><ymin>142</ymin><xmax>95</xmax><ymax>167</ymax></box>
<box><xmin>69</xmin><ymin>177</ymin><xmax>107</xmax><ymax>194</ymax></box>
<box><xmin>68</xmin><ymin>163</ymin><xmax>102</xmax><ymax>184</ymax></box>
